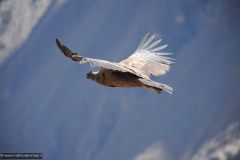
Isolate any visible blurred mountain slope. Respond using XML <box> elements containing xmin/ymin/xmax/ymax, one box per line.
<box><xmin>0</xmin><ymin>0</ymin><xmax>240</xmax><ymax>160</ymax></box>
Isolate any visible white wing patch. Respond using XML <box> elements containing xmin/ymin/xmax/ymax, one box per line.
<box><xmin>79</xmin><ymin>57</ymin><xmax>146</xmax><ymax>78</ymax></box>
<box><xmin>121</xmin><ymin>33</ymin><xmax>175</xmax><ymax>78</ymax></box>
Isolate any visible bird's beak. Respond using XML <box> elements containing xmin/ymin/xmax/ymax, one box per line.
<box><xmin>86</xmin><ymin>71</ymin><xmax>93</xmax><ymax>79</ymax></box>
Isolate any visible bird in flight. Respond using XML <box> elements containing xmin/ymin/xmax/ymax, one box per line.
<box><xmin>56</xmin><ymin>34</ymin><xmax>174</xmax><ymax>94</ymax></box>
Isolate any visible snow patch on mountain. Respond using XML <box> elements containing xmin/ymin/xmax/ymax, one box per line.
<box><xmin>192</xmin><ymin>123</ymin><xmax>240</xmax><ymax>160</ymax></box>
<box><xmin>0</xmin><ymin>0</ymin><xmax>51</xmax><ymax>63</ymax></box>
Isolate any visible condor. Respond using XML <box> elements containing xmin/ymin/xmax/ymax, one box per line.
<box><xmin>56</xmin><ymin>34</ymin><xmax>174</xmax><ymax>94</ymax></box>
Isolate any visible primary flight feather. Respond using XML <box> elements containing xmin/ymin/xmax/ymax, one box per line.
<box><xmin>56</xmin><ymin>34</ymin><xmax>174</xmax><ymax>94</ymax></box>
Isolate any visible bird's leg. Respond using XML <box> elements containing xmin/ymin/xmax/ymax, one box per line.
<box><xmin>56</xmin><ymin>38</ymin><xmax>83</xmax><ymax>61</ymax></box>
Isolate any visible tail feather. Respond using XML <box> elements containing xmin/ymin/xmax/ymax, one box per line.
<box><xmin>139</xmin><ymin>78</ymin><xmax>173</xmax><ymax>94</ymax></box>
<box><xmin>146</xmin><ymin>86</ymin><xmax>162</xmax><ymax>94</ymax></box>
<box><xmin>157</xmin><ymin>83</ymin><xmax>173</xmax><ymax>94</ymax></box>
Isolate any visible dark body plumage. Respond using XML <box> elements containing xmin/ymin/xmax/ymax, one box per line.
<box><xmin>95</xmin><ymin>69</ymin><xmax>142</xmax><ymax>87</ymax></box>
<box><xmin>87</xmin><ymin>69</ymin><xmax>162</xmax><ymax>93</ymax></box>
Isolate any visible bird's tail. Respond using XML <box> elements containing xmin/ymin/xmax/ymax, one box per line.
<box><xmin>145</xmin><ymin>86</ymin><xmax>162</xmax><ymax>94</ymax></box>
<box><xmin>139</xmin><ymin>78</ymin><xmax>173</xmax><ymax>94</ymax></box>
<box><xmin>155</xmin><ymin>83</ymin><xmax>173</xmax><ymax>94</ymax></box>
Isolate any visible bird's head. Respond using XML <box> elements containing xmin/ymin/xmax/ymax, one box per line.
<box><xmin>86</xmin><ymin>71</ymin><xmax>98</xmax><ymax>81</ymax></box>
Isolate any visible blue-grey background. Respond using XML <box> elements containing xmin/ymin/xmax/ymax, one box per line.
<box><xmin>0</xmin><ymin>0</ymin><xmax>240</xmax><ymax>160</ymax></box>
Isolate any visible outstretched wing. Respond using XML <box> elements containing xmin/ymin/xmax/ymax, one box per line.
<box><xmin>56</xmin><ymin>39</ymin><xmax>145</xmax><ymax>78</ymax></box>
<box><xmin>120</xmin><ymin>34</ymin><xmax>175</xmax><ymax>79</ymax></box>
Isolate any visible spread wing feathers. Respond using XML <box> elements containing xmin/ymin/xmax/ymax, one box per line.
<box><xmin>79</xmin><ymin>57</ymin><xmax>143</xmax><ymax>77</ymax></box>
<box><xmin>121</xmin><ymin>33</ymin><xmax>175</xmax><ymax>78</ymax></box>
<box><xmin>139</xmin><ymin>78</ymin><xmax>173</xmax><ymax>94</ymax></box>
<box><xmin>56</xmin><ymin>39</ymin><xmax>145</xmax><ymax>78</ymax></box>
